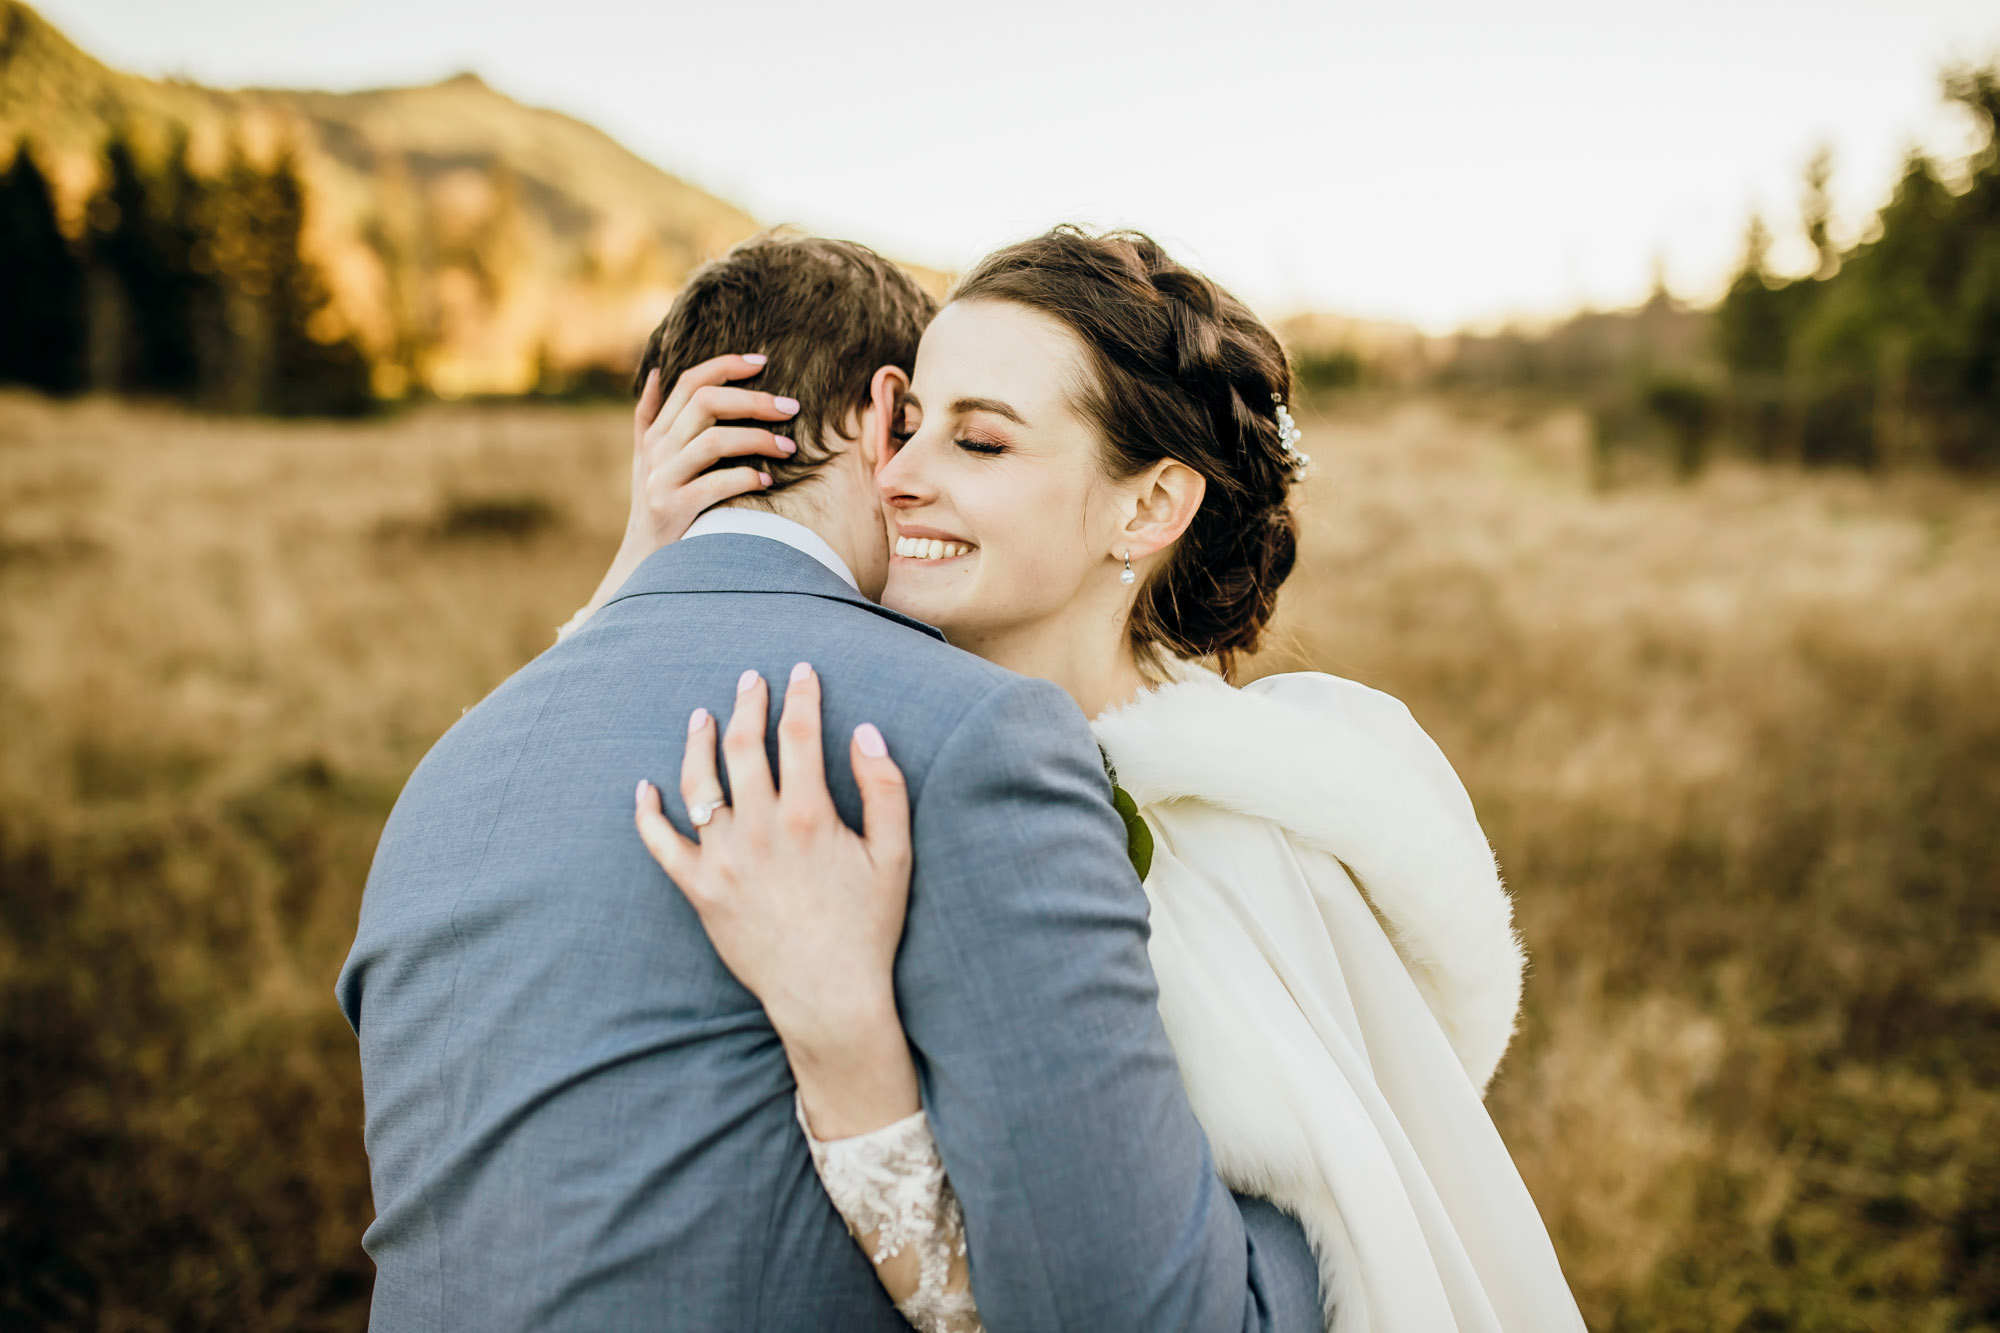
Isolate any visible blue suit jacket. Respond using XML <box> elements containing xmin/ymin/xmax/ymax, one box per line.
<box><xmin>338</xmin><ymin>535</ymin><xmax>1321</xmax><ymax>1332</ymax></box>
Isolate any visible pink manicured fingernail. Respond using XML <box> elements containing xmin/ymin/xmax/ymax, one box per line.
<box><xmin>738</xmin><ymin>669</ymin><xmax>760</xmax><ymax>694</ymax></box>
<box><xmin>774</xmin><ymin>396</ymin><xmax>799</xmax><ymax>414</ymax></box>
<box><xmin>855</xmin><ymin>723</ymin><xmax>887</xmax><ymax>758</ymax></box>
<box><xmin>759</xmin><ymin>472</ymin><xmax>773</xmax><ymax>487</ymax></box>
<box><xmin>776</xmin><ymin>436</ymin><xmax>797</xmax><ymax>454</ymax></box>
<box><xmin>790</xmin><ymin>661</ymin><xmax>812</xmax><ymax>683</ymax></box>
<box><xmin>744</xmin><ymin>353</ymin><xmax>768</xmax><ymax>366</ymax></box>
<box><xmin>636</xmin><ymin>779</ymin><xmax>649</xmax><ymax>803</ymax></box>
<box><xmin>688</xmin><ymin>708</ymin><xmax>708</xmax><ymax>733</ymax></box>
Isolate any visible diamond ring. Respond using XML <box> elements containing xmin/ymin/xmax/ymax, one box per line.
<box><xmin>688</xmin><ymin>798</ymin><xmax>726</xmax><ymax>828</ymax></box>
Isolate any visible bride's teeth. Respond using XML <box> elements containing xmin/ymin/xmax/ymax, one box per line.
<box><xmin>895</xmin><ymin>536</ymin><xmax>973</xmax><ymax>560</ymax></box>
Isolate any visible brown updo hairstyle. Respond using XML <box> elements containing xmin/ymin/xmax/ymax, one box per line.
<box><xmin>952</xmin><ymin>226</ymin><xmax>1300</xmax><ymax>678</ymax></box>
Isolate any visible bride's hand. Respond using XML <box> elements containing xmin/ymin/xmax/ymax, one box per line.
<box><xmin>624</xmin><ymin>354</ymin><xmax>800</xmax><ymax>553</ymax></box>
<box><xmin>563</xmin><ymin>356</ymin><xmax>801</xmax><ymax>635</ymax></box>
<box><xmin>634</xmin><ymin>663</ymin><xmax>921</xmax><ymax>1138</ymax></box>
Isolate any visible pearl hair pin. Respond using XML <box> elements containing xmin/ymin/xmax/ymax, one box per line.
<box><xmin>1273</xmin><ymin>395</ymin><xmax>1311</xmax><ymax>482</ymax></box>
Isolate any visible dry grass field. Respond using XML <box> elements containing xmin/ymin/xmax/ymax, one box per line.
<box><xmin>2</xmin><ymin>390</ymin><xmax>1996</xmax><ymax>1331</ymax></box>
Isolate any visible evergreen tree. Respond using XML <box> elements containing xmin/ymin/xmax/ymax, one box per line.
<box><xmin>92</xmin><ymin>129</ymin><xmax>233</xmax><ymax>402</ymax></box>
<box><xmin>1941</xmin><ymin>65</ymin><xmax>2000</xmax><ymax>459</ymax></box>
<box><xmin>146</xmin><ymin>131</ymin><xmax>218</xmax><ymax>397</ymax></box>
<box><xmin>0</xmin><ymin>141</ymin><xmax>86</xmax><ymax>393</ymax></box>
<box><xmin>1715</xmin><ymin>215</ymin><xmax>1786</xmax><ymax>375</ymax></box>
<box><xmin>1714</xmin><ymin>62</ymin><xmax>2000</xmax><ymax>469</ymax></box>
<box><xmin>18</xmin><ymin>127</ymin><xmax>375</xmax><ymax>415</ymax></box>
<box><xmin>1713</xmin><ymin>215</ymin><xmax>1794</xmax><ymax>458</ymax></box>
<box><xmin>261</xmin><ymin>146</ymin><xmax>372</xmax><ymax>416</ymax></box>
<box><xmin>206</xmin><ymin>140</ymin><xmax>277</xmax><ymax>411</ymax></box>
<box><xmin>86</xmin><ymin>131</ymin><xmax>173</xmax><ymax>393</ymax></box>
<box><xmin>1802</xmin><ymin>147</ymin><xmax>1838</xmax><ymax>280</ymax></box>
<box><xmin>197</xmin><ymin>141</ymin><xmax>371</xmax><ymax>415</ymax></box>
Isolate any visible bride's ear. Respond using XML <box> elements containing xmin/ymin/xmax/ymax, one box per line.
<box><xmin>1120</xmin><ymin>460</ymin><xmax>1206</xmax><ymax>561</ymax></box>
<box><xmin>861</xmin><ymin>365</ymin><xmax>911</xmax><ymax>472</ymax></box>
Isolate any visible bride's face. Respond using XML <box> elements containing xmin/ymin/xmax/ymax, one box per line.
<box><xmin>874</xmin><ymin>300</ymin><xmax>1130</xmax><ymax>647</ymax></box>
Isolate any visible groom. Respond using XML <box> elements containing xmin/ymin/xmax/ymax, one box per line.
<box><xmin>338</xmin><ymin>234</ymin><xmax>1322</xmax><ymax>1331</ymax></box>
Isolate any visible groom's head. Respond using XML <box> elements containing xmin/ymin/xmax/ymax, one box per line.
<box><xmin>635</xmin><ymin>233</ymin><xmax>935</xmax><ymax>501</ymax></box>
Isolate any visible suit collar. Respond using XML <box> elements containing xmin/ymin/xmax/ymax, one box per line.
<box><xmin>604</xmin><ymin>534</ymin><xmax>946</xmax><ymax>642</ymax></box>
<box><xmin>681</xmin><ymin>508</ymin><xmax>858</xmax><ymax>591</ymax></box>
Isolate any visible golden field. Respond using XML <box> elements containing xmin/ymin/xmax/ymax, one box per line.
<box><xmin>2</xmin><ymin>391</ymin><xmax>1996</xmax><ymax>1331</ymax></box>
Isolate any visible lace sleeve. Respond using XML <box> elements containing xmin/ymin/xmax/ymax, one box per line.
<box><xmin>796</xmin><ymin>1095</ymin><xmax>983</xmax><ymax>1333</ymax></box>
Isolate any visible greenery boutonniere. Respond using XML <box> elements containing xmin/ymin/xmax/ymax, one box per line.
<box><xmin>1100</xmin><ymin>748</ymin><xmax>1154</xmax><ymax>881</ymax></box>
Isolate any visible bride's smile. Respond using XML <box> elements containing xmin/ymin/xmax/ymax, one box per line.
<box><xmin>888</xmin><ymin>528</ymin><xmax>975</xmax><ymax>562</ymax></box>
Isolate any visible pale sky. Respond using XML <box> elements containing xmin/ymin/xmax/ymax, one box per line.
<box><xmin>34</xmin><ymin>0</ymin><xmax>2000</xmax><ymax>332</ymax></box>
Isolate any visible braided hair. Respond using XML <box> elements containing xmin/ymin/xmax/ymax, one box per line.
<box><xmin>952</xmin><ymin>226</ymin><xmax>1301</xmax><ymax>676</ymax></box>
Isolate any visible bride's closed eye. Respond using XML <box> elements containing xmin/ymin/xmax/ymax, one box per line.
<box><xmin>887</xmin><ymin>399</ymin><xmax>920</xmax><ymax>452</ymax></box>
<box><xmin>954</xmin><ymin>436</ymin><xmax>1007</xmax><ymax>457</ymax></box>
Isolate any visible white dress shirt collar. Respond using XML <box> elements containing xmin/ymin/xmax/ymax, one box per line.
<box><xmin>681</xmin><ymin>507</ymin><xmax>860</xmax><ymax>592</ymax></box>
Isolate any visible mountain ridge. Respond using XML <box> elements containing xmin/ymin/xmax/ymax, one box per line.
<box><xmin>0</xmin><ymin>0</ymin><xmax>764</xmax><ymax>394</ymax></box>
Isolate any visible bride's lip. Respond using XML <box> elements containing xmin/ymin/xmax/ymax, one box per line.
<box><xmin>894</xmin><ymin>524</ymin><xmax>970</xmax><ymax>543</ymax></box>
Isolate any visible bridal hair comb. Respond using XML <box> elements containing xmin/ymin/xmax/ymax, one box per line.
<box><xmin>1272</xmin><ymin>395</ymin><xmax>1311</xmax><ymax>482</ymax></box>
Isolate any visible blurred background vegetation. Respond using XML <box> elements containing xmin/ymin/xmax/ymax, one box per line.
<box><xmin>1431</xmin><ymin>67</ymin><xmax>2000</xmax><ymax>483</ymax></box>
<box><xmin>1</xmin><ymin>132</ymin><xmax>375</xmax><ymax>414</ymax></box>
<box><xmin>0</xmin><ymin>0</ymin><xmax>767</xmax><ymax>408</ymax></box>
<box><xmin>2</xmin><ymin>0</ymin><xmax>1998</xmax><ymax>1329</ymax></box>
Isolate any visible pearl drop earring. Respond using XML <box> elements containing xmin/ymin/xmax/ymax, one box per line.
<box><xmin>1119</xmin><ymin>552</ymin><xmax>1135</xmax><ymax>586</ymax></box>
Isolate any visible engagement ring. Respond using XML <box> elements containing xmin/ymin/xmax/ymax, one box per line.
<box><xmin>688</xmin><ymin>798</ymin><xmax>726</xmax><ymax>828</ymax></box>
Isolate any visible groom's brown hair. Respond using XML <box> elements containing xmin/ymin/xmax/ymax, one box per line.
<box><xmin>634</xmin><ymin>233</ymin><xmax>937</xmax><ymax>494</ymax></box>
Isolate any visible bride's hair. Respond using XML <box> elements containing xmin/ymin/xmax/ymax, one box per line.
<box><xmin>953</xmin><ymin>227</ymin><xmax>1300</xmax><ymax>676</ymax></box>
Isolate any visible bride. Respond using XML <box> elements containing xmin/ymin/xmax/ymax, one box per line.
<box><xmin>588</xmin><ymin>227</ymin><xmax>1582</xmax><ymax>1332</ymax></box>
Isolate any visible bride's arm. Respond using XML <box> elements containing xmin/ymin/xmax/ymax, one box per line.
<box><xmin>796</xmin><ymin>1096</ymin><xmax>981</xmax><ymax>1333</ymax></box>
<box><xmin>632</xmin><ymin>666</ymin><xmax>981</xmax><ymax>1332</ymax></box>
<box><xmin>558</xmin><ymin>355</ymin><xmax>800</xmax><ymax>639</ymax></box>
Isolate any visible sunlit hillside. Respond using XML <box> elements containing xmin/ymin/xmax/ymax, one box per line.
<box><xmin>2</xmin><ymin>388</ymin><xmax>1995</xmax><ymax>1329</ymax></box>
<box><xmin>0</xmin><ymin>0</ymin><xmax>763</xmax><ymax>393</ymax></box>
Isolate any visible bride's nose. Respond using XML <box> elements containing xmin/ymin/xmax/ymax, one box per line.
<box><xmin>876</xmin><ymin>436</ymin><xmax>934</xmax><ymax>510</ymax></box>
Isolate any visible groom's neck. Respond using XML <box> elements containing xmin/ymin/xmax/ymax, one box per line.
<box><xmin>720</xmin><ymin>467</ymin><xmax>885</xmax><ymax>599</ymax></box>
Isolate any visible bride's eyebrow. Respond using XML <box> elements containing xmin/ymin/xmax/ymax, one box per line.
<box><xmin>951</xmin><ymin>396</ymin><xmax>1028</xmax><ymax>426</ymax></box>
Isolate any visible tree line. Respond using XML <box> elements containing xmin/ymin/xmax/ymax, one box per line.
<box><xmin>1322</xmin><ymin>63</ymin><xmax>1999</xmax><ymax>478</ymax></box>
<box><xmin>0</xmin><ymin>131</ymin><xmax>373</xmax><ymax>415</ymax></box>
<box><xmin>1711</xmin><ymin>65</ymin><xmax>2000</xmax><ymax>470</ymax></box>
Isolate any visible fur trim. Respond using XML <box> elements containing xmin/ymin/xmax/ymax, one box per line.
<box><xmin>1093</xmin><ymin>669</ymin><xmax>1524</xmax><ymax>1090</ymax></box>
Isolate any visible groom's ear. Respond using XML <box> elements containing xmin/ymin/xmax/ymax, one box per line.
<box><xmin>861</xmin><ymin>365</ymin><xmax>910</xmax><ymax>473</ymax></box>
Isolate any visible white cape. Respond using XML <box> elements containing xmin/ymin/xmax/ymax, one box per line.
<box><xmin>1092</xmin><ymin>668</ymin><xmax>1584</xmax><ymax>1333</ymax></box>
